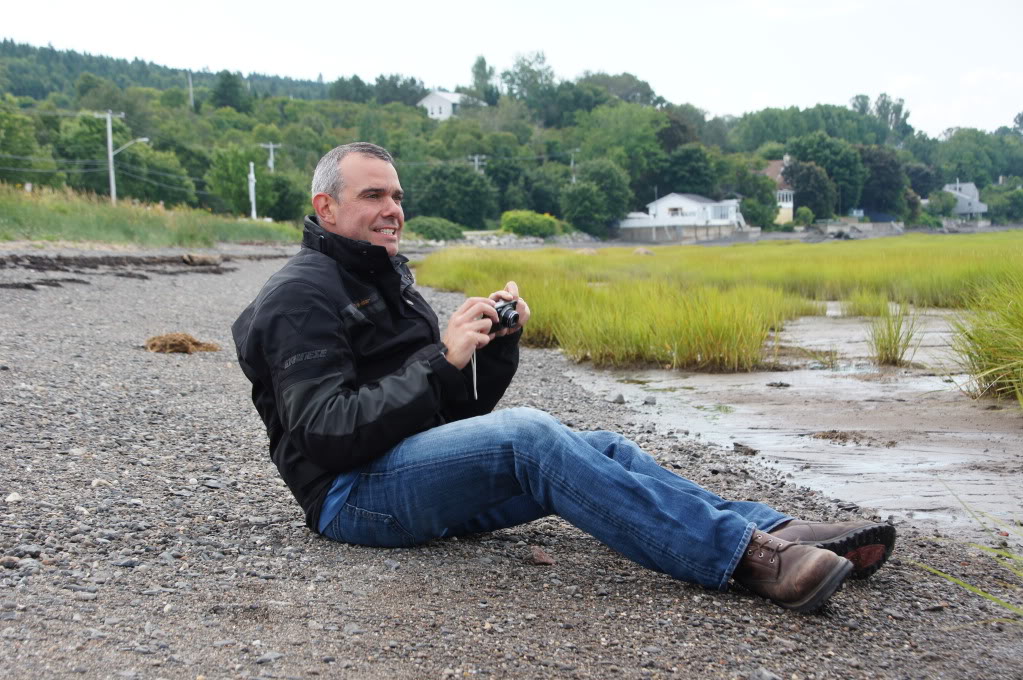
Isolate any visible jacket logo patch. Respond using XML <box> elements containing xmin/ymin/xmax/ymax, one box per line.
<box><xmin>354</xmin><ymin>297</ymin><xmax>375</xmax><ymax>309</ymax></box>
<box><xmin>283</xmin><ymin>349</ymin><xmax>327</xmax><ymax>369</ymax></box>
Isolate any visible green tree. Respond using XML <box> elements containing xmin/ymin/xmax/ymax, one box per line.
<box><xmin>787</xmin><ymin>131</ymin><xmax>866</xmax><ymax>214</ymax></box>
<box><xmin>783</xmin><ymin>160</ymin><xmax>836</xmax><ymax>219</ymax></box>
<box><xmin>575</xmin><ymin>102</ymin><xmax>665</xmax><ymax>202</ymax></box>
<box><xmin>328</xmin><ymin>75</ymin><xmax>372</xmax><ymax>102</ymax></box>
<box><xmin>264</xmin><ymin>172</ymin><xmax>307</xmax><ymax>222</ymax></box>
<box><xmin>982</xmin><ymin>178</ymin><xmax>1023</xmax><ymax>223</ymax></box>
<box><xmin>935</xmin><ymin>128</ymin><xmax>996</xmax><ymax>188</ymax></box>
<box><xmin>500</xmin><ymin>52</ymin><xmax>556</xmax><ymax>121</ymax></box>
<box><xmin>374</xmin><ymin>74</ymin><xmax>427</xmax><ymax>106</ymax></box>
<box><xmin>468</xmin><ymin>56</ymin><xmax>499</xmax><ymax>107</ymax></box>
<box><xmin>0</xmin><ymin>108</ymin><xmax>62</xmax><ymax>186</ymax></box>
<box><xmin>576</xmin><ymin>159</ymin><xmax>632</xmax><ymax>225</ymax></box>
<box><xmin>904</xmin><ymin>162</ymin><xmax>939</xmax><ymax>198</ymax></box>
<box><xmin>414</xmin><ymin>163</ymin><xmax>497</xmax><ymax>228</ymax></box>
<box><xmin>210</xmin><ymin>70</ymin><xmax>252</xmax><ymax>113</ymax></box>
<box><xmin>204</xmin><ymin>144</ymin><xmax>274</xmax><ymax>215</ymax></box>
<box><xmin>858</xmin><ymin>145</ymin><xmax>908</xmax><ymax>215</ymax></box>
<box><xmin>794</xmin><ymin>206</ymin><xmax>815</xmax><ymax>226</ymax></box>
<box><xmin>659</xmin><ymin>143</ymin><xmax>715</xmax><ymax>196</ymax></box>
<box><xmin>740</xmin><ymin>198</ymin><xmax>778</xmax><ymax>228</ymax></box>
<box><xmin>560</xmin><ymin>181</ymin><xmax>608</xmax><ymax>238</ymax></box>
<box><xmin>577</xmin><ymin>72</ymin><xmax>663</xmax><ymax>106</ymax></box>
<box><xmin>924</xmin><ymin>190</ymin><xmax>957</xmax><ymax>217</ymax></box>
<box><xmin>524</xmin><ymin>163</ymin><xmax>571</xmax><ymax>216</ymax></box>
<box><xmin>1014</xmin><ymin>112</ymin><xmax>1023</xmax><ymax>135</ymax></box>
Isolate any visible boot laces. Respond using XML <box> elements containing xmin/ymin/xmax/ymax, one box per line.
<box><xmin>746</xmin><ymin>533</ymin><xmax>779</xmax><ymax>563</ymax></box>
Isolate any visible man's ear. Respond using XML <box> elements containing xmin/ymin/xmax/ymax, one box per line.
<box><xmin>312</xmin><ymin>193</ymin><xmax>335</xmax><ymax>225</ymax></box>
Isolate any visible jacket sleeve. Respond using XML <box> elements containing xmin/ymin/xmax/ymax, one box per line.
<box><xmin>441</xmin><ymin>328</ymin><xmax>521</xmax><ymax>422</ymax></box>
<box><xmin>255</xmin><ymin>281</ymin><xmax>466</xmax><ymax>473</ymax></box>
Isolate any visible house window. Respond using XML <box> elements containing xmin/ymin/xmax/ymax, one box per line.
<box><xmin>669</xmin><ymin>208</ymin><xmax>681</xmax><ymax>216</ymax></box>
<box><xmin>712</xmin><ymin>206</ymin><xmax>729</xmax><ymax>220</ymax></box>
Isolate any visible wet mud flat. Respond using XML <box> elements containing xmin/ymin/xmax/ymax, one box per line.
<box><xmin>1</xmin><ymin>255</ymin><xmax>1021</xmax><ymax>679</ymax></box>
<box><xmin>567</xmin><ymin>307</ymin><xmax>1023</xmax><ymax>546</ymax></box>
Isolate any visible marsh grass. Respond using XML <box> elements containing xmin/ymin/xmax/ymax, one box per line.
<box><xmin>800</xmin><ymin>347</ymin><xmax>840</xmax><ymax>369</ymax></box>
<box><xmin>842</xmin><ymin>289</ymin><xmax>890</xmax><ymax>317</ymax></box>
<box><xmin>868</xmin><ymin>303</ymin><xmax>921</xmax><ymax>366</ymax></box>
<box><xmin>0</xmin><ymin>184</ymin><xmax>301</xmax><ymax>247</ymax></box>
<box><xmin>951</xmin><ymin>276</ymin><xmax>1023</xmax><ymax>407</ymax></box>
<box><xmin>415</xmin><ymin>234</ymin><xmax>1023</xmax><ymax>371</ymax></box>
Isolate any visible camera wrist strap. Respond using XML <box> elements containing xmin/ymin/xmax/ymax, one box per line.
<box><xmin>471</xmin><ymin>349</ymin><xmax>478</xmax><ymax>400</ymax></box>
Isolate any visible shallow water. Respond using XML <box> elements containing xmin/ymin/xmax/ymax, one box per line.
<box><xmin>566</xmin><ymin>308</ymin><xmax>1023</xmax><ymax>543</ymax></box>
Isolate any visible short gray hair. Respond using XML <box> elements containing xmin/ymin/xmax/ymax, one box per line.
<box><xmin>310</xmin><ymin>142</ymin><xmax>395</xmax><ymax>199</ymax></box>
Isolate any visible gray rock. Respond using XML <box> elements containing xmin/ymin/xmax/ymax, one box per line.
<box><xmin>607</xmin><ymin>393</ymin><xmax>626</xmax><ymax>404</ymax></box>
<box><xmin>256</xmin><ymin>651</ymin><xmax>284</xmax><ymax>664</ymax></box>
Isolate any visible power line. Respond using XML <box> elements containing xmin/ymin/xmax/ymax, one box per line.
<box><xmin>0</xmin><ymin>152</ymin><xmax>106</xmax><ymax>165</ymax></box>
<box><xmin>0</xmin><ymin>165</ymin><xmax>106</xmax><ymax>174</ymax></box>
<box><xmin>116</xmin><ymin>168</ymin><xmax>213</xmax><ymax>195</ymax></box>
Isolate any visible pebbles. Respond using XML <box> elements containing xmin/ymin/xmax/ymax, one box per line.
<box><xmin>0</xmin><ymin>250</ymin><xmax>1019</xmax><ymax>679</ymax></box>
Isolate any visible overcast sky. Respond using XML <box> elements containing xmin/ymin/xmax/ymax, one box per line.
<box><xmin>5</xmin><ymin>0</ymin><xmax>1021</xmax><ymax>137</ymax></box>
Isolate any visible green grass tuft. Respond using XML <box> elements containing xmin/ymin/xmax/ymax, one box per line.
<box><xmin>868</xmin><ymin>303</ymin><xmax>920</xmax><ymax>366</ymax></box>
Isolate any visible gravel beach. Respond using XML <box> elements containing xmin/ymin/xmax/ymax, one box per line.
<box><xmin>0</xmin><ymin>248</ymin><xmax>1020</xmax><ymax>679</ymax></box>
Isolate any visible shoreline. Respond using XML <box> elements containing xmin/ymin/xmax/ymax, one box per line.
<box><xmin>0</xmin><ymin>249</ymin><xmax>1020</xmax><ymax>678</ymax></box>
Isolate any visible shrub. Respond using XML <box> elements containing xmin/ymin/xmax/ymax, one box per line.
<box><xmin>500</xmin><ymin>210</ymin><xmax>559</xmax><ymax>238</ymax></box>
<box><xmin>794</xmin><ymin>206</ymin><xmax>815</xmax><ymax>226</ymax></box>
<box><xmin>405</xmin><ymin>216</ymin><xmax>465</xmax><ymax>241</ymax></box>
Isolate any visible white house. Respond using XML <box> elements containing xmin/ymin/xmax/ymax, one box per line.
<box><xmin>618</xmin><ymin>193</ymin><xmax>749</xmax><ymax>243</ymax></box>
<box><xmin>417</xmin><ymin>90</ymin><xmax>471</xmax><ymax>121</ymax></box>
<box><xmin>941</xmin><ymin>181</ymin><xmax>988</xmax><ymax>218</ymax></box>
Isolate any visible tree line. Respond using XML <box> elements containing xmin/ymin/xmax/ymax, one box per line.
<box><xmin>2</xmin><ymin>41</ymin><xmax>1023</xmax><ymax>232</ymax></box>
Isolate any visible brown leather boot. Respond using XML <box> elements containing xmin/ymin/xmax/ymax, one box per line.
<box><xmin>732</xmin><ymin>531</ymin><xmax>852</xmax><ymax>612</ymax></box>
<box><xmin>770</xmin><ymin>520</ymin><xmax>896</xmax><ymax>580</ymax></box>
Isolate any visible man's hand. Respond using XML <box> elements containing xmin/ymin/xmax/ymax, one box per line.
<box><xmin>488</xmin><ymin>280</ymin><xmax>531</xmax><ymax>337</ymax></box>
<box><xmin>442</xmin><ymin>297</ymin><xmax>498</xmax><ymax>369</ymax></box>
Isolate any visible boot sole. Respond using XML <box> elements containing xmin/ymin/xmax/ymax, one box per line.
<box><xmin>778</xmin><ymin>558</ymin><xmax>853</xmax><ymax>613</ymax></box>
<box><xmin>795</xmin><ymin>524</ymin><xmax>896</xmax><ymax>580</ymax></box>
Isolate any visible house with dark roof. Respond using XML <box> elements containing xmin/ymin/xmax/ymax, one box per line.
<box><xmin>618</xmin><ymin>193</ymin><xmax>748</xmax><ymax>242</ymax></box>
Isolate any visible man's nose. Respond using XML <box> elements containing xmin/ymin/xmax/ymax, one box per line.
<box><xmin>381</xmin><ymin>197</ymin><xmax>402</xmax><ymax>218</ymax></box>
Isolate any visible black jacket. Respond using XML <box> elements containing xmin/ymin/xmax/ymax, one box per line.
<box><xmin>232</xmin><ymin>217</ymin><xmax>520</xmax><ymax>530</ymax></box>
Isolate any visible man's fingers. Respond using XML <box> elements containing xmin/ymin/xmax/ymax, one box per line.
<box><xmin>504</xmin><ymin>280</ymin><xmax>519</xmax><ymax>298</ymax></box>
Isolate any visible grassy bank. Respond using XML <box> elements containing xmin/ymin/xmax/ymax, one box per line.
<box><xmin>952</xmin><ymin>276</ymin><xmax>1023</xmax><ymax>406</ymax></box>
<box><xmin>0</xmin><ymin>184</ymin><xmax>301</xmax><ymax>247</ymax></box>
<box><xmin>416</xmin><ymin>233</ymin><xmax>1023</xmax><ymax>372</ymax></box>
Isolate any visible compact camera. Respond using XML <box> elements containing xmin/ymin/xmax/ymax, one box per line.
<box><xmin>491</xmin><ymin>299</ymin><xmax>520</xmax><ymax>332</ymax></box>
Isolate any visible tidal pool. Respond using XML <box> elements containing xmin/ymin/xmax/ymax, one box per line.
<box><xmin>566</xmin><ymin>307</ymin><xmax>1022</xmax><ymax>544</ymax></box>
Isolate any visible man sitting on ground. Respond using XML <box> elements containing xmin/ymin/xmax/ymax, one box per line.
<box><xmin>231</xmin><ymin>142</ymin><xmax>895</xmax><ymax>613</ymax></box>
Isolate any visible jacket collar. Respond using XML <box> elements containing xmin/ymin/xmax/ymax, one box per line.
<box><xmin>301</xmin><ymin>216</ymin><xmax>408</xmax><ymax>276</ymax></box>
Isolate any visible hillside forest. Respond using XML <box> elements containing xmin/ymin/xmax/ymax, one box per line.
<box><xmin>2</xmin><ymin>40</ymin><xmax>1023</xmax><ymax>234</ymax></box>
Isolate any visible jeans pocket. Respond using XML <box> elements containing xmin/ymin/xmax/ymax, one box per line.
<box><xmin>328</xmin><ymin>503</ymin><xmax>417</xmax><ymax>548</ymax></box>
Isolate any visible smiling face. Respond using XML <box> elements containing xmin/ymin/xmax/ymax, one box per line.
<box><xmin>317</xmin><ymin>153</ymin><xmax>404</xmax><ymax>256</ymax></box>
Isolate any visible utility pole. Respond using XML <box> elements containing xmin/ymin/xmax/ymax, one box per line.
<box><xmin>248</xmin><ymin>162</ymin><xmax>257</xmax><ymax>219</ymax></box>
<box><xmin>570</xmin><ymin>148</ymin><xmax>581</xmax><ymax>184</ymax></box>
<box><xmin>92</xmin><ymin>110</ymin><xmax>125</xmax><ymax>204</ymax></box>
<box><xmin>187</xmin><ymin>71</ymin><xmax>195</xmax><ymax>110</ymax></box>
<box><xmin>468</xmin><ymin>154</ymin><xmax>486</xmax><ymax>174</ymax></box>
<box><xmin>259</xmin><ymin>142</ymin><xmax>282</xmax><ymax>172</ymax></box>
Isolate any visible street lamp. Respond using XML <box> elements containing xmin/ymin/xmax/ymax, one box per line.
<box><xmin>108</xmin><ymin>136</ymin><xmax>149</xmax><ymax>205</ymax></box>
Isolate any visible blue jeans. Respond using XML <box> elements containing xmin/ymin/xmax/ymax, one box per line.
<box><xmin>321</xmin><ymin>407</ymin><xmax>790</xmax><ymax>590</ymax></box>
